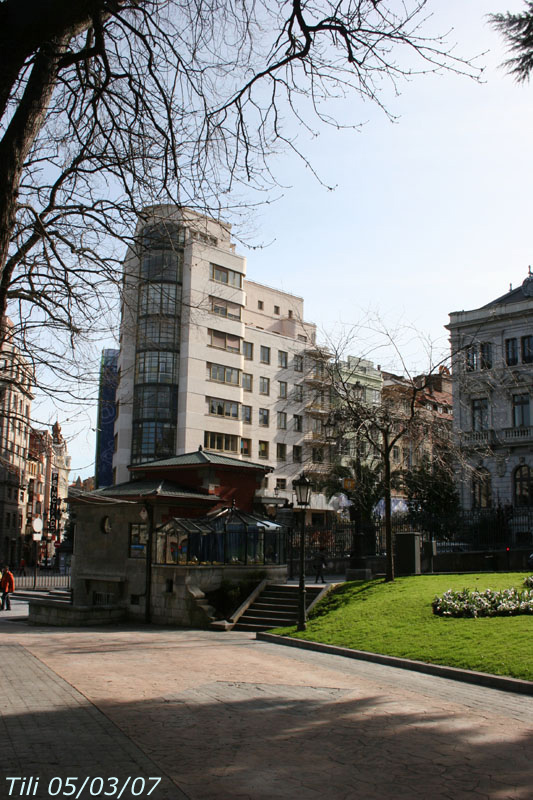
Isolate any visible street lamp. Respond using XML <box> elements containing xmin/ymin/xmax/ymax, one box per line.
<box><xmin>292</xmin><ymin>472</ymin><xmax>311</xmax><ymax>631</ymax></box>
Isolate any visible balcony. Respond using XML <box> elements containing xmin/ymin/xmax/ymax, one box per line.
<box><xmin>304</xmin><ymin>371</ymin><xmax>329</xmax><ymax>386</ymax></box>
<box><xmin>305</xmin><ymin>401</ymin><xmax>330</xmax><ymax>416</ymax></box>
<box><xmin>304</xmin><ymin>431</ymin><xmax>327</xmax><ymax>443</ymax></box>
<box><xmin>461</xmin><ymin>430</ymin><xmax>494</xmax><ymax>447</ymax></box>
<box><xmin>502</xmin><ymin>426</ymin><xmax>533</xmax><ymax>443</ymax></box>
<box><xmin>461</xmin><ymin>426</ymin><xmax>533</xmax><ymax>448</ymax></box>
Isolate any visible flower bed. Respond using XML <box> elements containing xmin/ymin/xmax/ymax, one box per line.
<box><xmin>432</xmin><ymin>577</ymin><xmax>533</xmax><ymax>618</ymax></box>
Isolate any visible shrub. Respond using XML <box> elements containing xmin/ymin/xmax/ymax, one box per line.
<box><xmin>432</xmin><ymin>586</ymin><xmax>533</xmax><ymax>618</ymax></box>
<box><xmin>524</xmin><ymin>575</ymin><xmax>533</xmax><ymax>588</ymax></box>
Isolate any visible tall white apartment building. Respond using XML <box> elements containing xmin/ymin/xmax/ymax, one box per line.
<box><xmin>113</xmin><ymin>206</ymin><xmax>331</xmax><ymax>513</ymax></box>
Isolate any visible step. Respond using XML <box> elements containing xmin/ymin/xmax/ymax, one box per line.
<box><xmin>239</xmin><ymin>611</ymin><xmax>296</xmax><ymax>624</ymax></box>
<box><xmin>235</xmin><ymin>614</ymin><xmax>296</xmax><ymax>626</ymax></box>
<box><xmin>253</xmin><ymin>600</ymin><xmax>299</xmax><ymax>611</ymax></box>
<box><xmin>244</xmin><ymin>607</ymin><xmax>299</xmax><ymax>619</ymax></box>
<box><xmin>233</xmin><ymin>622</ymin><xmax>283</xmax><ymax>632</ymax></box>
<box><xmin>231</xmin><ymin>583</ymin><xmax>326</xmax><ymax>632</ymax></box>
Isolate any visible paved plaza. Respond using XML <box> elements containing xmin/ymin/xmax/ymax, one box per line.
<box><xmin>1</xmin><ymin>599</ymin><xmax>532</xmax><ymax>799</ymax></box>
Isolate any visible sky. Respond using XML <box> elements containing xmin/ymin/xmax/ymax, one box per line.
<box><xmin>34</xmin><ymin>0</ymin><xmax>533</xmax><ymax>479</ymax></box>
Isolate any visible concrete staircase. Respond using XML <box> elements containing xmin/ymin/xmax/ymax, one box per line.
<box><xmin>233</xmin><ymin>583</ymin><xmax>325</xmax><ymax>632</ymax></box>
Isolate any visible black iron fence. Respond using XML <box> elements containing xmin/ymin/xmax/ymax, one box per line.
<box><xmin>405</xmin><ymin>508</ymin><xmax>533</xmax><ymax>553</ymax></box>
<box><xmin>294</xmin><ymin>508</ymin><xmax>533</xmax><ymax>562</ymax></box>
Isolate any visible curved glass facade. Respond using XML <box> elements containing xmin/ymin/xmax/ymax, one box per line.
<box><xmin>131</xmin><ymin>222</ymin><xmax>184</xmax><ymax>463</ymax></box>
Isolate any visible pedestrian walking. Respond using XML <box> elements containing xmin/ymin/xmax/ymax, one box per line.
<box><xmin>19</xmin><ymin>557</ymin><xmax>26</xmax><ymax>577</ymax></box>
<box><xmin>313</xmin><ymin>549</ymin><xmax>327</xmax><ymax>584</ymax></box>
<box><xmin>1</xmin><ymin>565</ymin><xmax>15</xmax><ymax>610</ymax></box>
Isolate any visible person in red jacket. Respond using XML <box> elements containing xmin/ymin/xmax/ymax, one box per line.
<box><xmin>1</xmin><ymin>566</ymin><xmax>15</xmax><ymax>610</ymax></box>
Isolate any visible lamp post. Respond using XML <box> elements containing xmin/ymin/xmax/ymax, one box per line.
<box><xmin>292</xmin><ymin>473</ymin><xmax>311</xmax><ymax>631</ymax></box>
<box><xmin>31</xmin><ymin>518</ymin><xmax>43</xmax><ymax>590</ymax></box>
<box><xmin>140</xmin><ymin>503</ymin><xmax>154</xmax><ymax>624</ymax></box>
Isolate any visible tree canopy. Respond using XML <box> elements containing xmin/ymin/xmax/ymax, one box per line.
<box><xmin>490</xmin><ymin>1</ymin><xmax>533</xmax><ymax>82</ymax></box>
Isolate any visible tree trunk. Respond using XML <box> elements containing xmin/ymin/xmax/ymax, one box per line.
<box><xmin>0</xmin><ymin>36</ymin><xmax>69</xmax><ymax>333</ymax></box>
<box><xmin>383</xmin><ymin>431</ymin><xmax>394</xmax><ymax>582</ymax></box>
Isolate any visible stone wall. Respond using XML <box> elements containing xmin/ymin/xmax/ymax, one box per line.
<box><xmin>28</xmin><ymin>599</ymin><xmax>125</xmax><ymax>626</ymax></box>
<box><xmin>148</xmin><ymin>564</ymin><xmax>287</xmax><ymax>626</ymax></box>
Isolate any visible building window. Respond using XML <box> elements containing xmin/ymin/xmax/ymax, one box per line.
<box><xmin>208</xmin><ymin>329</ymin><xmax>241</xmax><ymax>353</ymax></box>
<box><xmin>293</xmin><ymin>445</ymin><xmax>302</xmax><ymax>463</ymax></box>
<box><xmin>279</xmin><ymin>381</ymin><xmax>287</xmax><ymax>399</ymax></box>
<box><xmin>472</xmin><ymin>468</ymin><xmax>492</xmax><ymax>509</ymax></box>
<box><xmin>392</xmin><ymin>446</ymin><xmax>400</xmax><ymax>462</ymax></box>
<box><xmin>465</xmin><ymin>345</ymin><xmax>478</xmax><ymax>372</ymax></box>
<box><xmin>135</xmin><ymin>351</ymin><xmax>178</xmax><ymax>385</ymax></box>
<box><xmin>211</xmin><ymin>296</ymin><xmax>242</xmax><ymax>321</ymax></box>
<box><xmin>210</xmin><ymin>263</ymin><xmax>243</xmax><ymax>288</ymax></box>
<box><xmin>207</xmin><ymin>397</ymin><xmax>239</xmax><ymax>419</ymax></box>
<box><xmin>259</xmin><ymin>408</ymin><xmax>270</xmax><ymax>427</ymax></box>
<box><xmin>141</xmin><ymin>250</ymin><xmax>183</xmax><ymax>283</ymax></box>
<box><xmin>129</xmin><ymin>523</ymin><xmax>148</xmax><ymax>558</ymax></box>
<box><xmin>277</xmin><ymin>412</ymin><xmax>287</xmax><ymax>429</ymax></box>
<box><xmin>276</xmin><ymin>443</ymin><xmax>287</xmax><ymax>461</ymax></box>
<box><xmin>288</xmin><ymin>310</ymin><xmax>293</xmax><ymax>319</ymax></box>
<box><xmin>142</xmin><ymin>221</ymin><xmax>185</xmax><ymax>250</ymax></box>
<box><xmin>514</xmin><ymin>464</ymin><xmax>533</xmax><ymax>506</ymax></box>
<box><xmin>258</xmin><ymin>441</ymin><xmax>269</xmax><ymax>459</ymax></box>
<box><xmin>480</xmin><ymin>342</ymin><xmax>492</xmax><ymax>370</ymax></box>
<box><xmin>293</xmin><ymin>414</ymin><xmax>302</xmax><ymax>432</ymax></box>
<box><xmin>512</xmin><ymin>394</ymin><xmax>530</xmax><ymax>427</ymax></box>
<box><xmin>505</xmin><ymin>338</ymin><xmax>518</xmax><ymax>366</ymax></box>
<box><xmin>132</xmin><ymin>421</ymin><xmax>175</xmax><ymax>460</ymax></box>
<box><xmin>243</xmin><ymin>341</ymin><xmax>253</xmax><ymax>360</ymax></box>
<box><xmin>294</xmin><ymin>355</ymin><xmax>303</xmax><ymax>372</ymax></box>
<box><xmin>294</xmin><ymin>384</ymin><xmax>303</xmax><ymax>402</ymax></box>
<box><xmin>242</xmin><ymin>373</ymin><xmax>253</xmax><ymax>392</ymax></box>
<box><xmin>242</xmin><ymin>405</ymin><xmax>252</xmax><ymax>424</ymax></box>
<box><xmin>257</xmin><ymin>300</ymin><xmax>264</xmax><ymax>310</ymax></box>
<box><xmin>259</xmin><ymin>377</ymin><xmax>270</xmax><ymax>395</ymax></box>
<box><xmin>241</xmin><ymin>438</ymin><xmax>251</xmax><ymax>457</ymax></box>
<box><xmin>139</xmin><ymin>283</ymin><xmax>180</xmax><ymax>316</ymax></box>
<box><xmin>204</xmin><ymin>431</ymin><xmax>239</xmax><ymax>453</ymax></box>
<box><xmin>522</xmin><ymin>335</ymin><xmax>533</xmax><ymax>364</ymax></box>
<box><xmin>137</xmin><ymin>317</ymin><xmax>180</xmax><ymax>348</ymax></box>
<box><xmin>472</xmin><ymin>398</ymin><xmax>489</xmax><ymax>431</ymax></box>
<box><xmin>276</xmin><ymin>478</ymin><xmax>287</xmax><ymax>490</ymax></box>
<box><xmin>278</xmin><ymin>350</ymin><xmax>288</xmax><ymax>368</ymax></box>
<box><xmin>312</xmin><ymin>447</ymin><xmax>324</xmax><ymax>463</ymax></box>
<box><xmin>260</xmin><ymin>346</ymin><xmax>271</xmax><ymax>364</ymax></box>
<box><xmin>207</xmin><ymin>363</ymin><xmax>240</xmax><ymax>386</ymax></box>
<box><xmin>274</xmin><ymin>305</ymin><xmax>280</xmax><ymax>315</ymax></box>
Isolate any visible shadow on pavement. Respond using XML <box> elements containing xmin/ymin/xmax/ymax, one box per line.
<box><xmin>2</xmin><ymin>677</ymin><xmax>531</xmax><ymax>799</ymax></box>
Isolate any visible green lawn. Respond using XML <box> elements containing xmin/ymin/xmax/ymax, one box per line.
<box><xmin>270</xmin><ymin>572</ymin><xmax>533</xmax><ymax>681</ymax></box>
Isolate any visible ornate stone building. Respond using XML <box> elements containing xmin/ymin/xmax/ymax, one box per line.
<box><xmin>447</xmin><ymin>274</ymin><xmax>533</xmax><ymax>509</ymax></box>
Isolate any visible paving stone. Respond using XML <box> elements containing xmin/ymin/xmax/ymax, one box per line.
<box><xmin>1</xmin><ymin>613</ymin><xmax>532</xmax><ymax>799</ymax></box>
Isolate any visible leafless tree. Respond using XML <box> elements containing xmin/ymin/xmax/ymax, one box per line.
<box><xmin>324</xmin><ymin>324</ymin><xmax>456</xmax><ymax>581</ymax></box>
<box><xmin>0</xmin><ymin>1</ymin><xmax>479</xmax><ymax>392</ymax></box>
